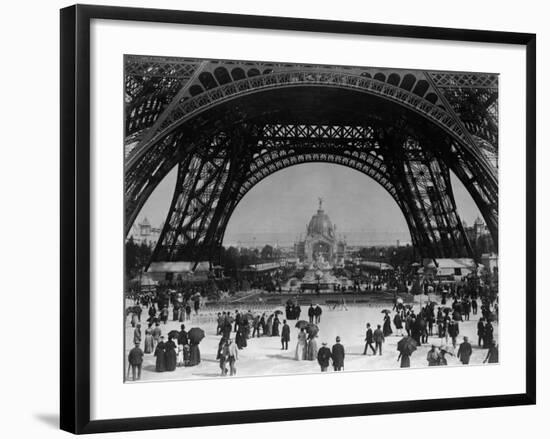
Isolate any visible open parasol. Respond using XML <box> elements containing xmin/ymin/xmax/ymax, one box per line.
<box><xmin>397</xmin><ymin>336</ymin><xmax>418</xmax><ymax>356</ymax></box>
<box><xmin>306</xmin><ymin>323</ymin><xmax>319</xmax><ymax>337</ymax></box>
<box><xmin>188</xmin><ymin>327</ymin><xmax>205</xmax><ymax>344</ymax></box>
<box><xmin>167</xmin><ymin>330</ymin><xmax>180</xmax><ymax>340</ymax></box>
<box><xmin>380</xmin><ymin>309</ymin><xmax>392</xmax><ymax>314</ymax></box>
<box><xmin>295</xmin><ymin>320</ymin><xmax>309</xmax><ymax>329</ymax></box>
<box><xmin>274</xmin><ymin>310</ymin><xmax>284</xmax><ymax>315</ymax></box>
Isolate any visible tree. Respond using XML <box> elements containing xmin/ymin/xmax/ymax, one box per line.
<box><xmin>203</xmin><ymin>279</ymin><xmax>220</xmax><ymax>301</ymax></box>
<box><xmin>261</xmin><ymin>244</ymin><xmax>274</xmax><ymax>261</ymax></box>
<box><xmin>125</xmin><ymin>237</ymin><xmax>152</xmax><ymax>279</ymax></box>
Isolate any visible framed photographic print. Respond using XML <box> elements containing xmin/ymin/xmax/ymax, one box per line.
<box><xmin>60</xmin><ymin>4</ymin><xmax>536</xmax><ymax>434</ymax></box>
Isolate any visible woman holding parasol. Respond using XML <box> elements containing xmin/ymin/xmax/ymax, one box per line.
<box><xmin>306</xmin><ymin>324</ymin><xmax>319</xmax><ymax>360</ymax></box>
<box><xmin>397</xmin><ymin>336</ymin><xmax>417</xmax><ymax>368</ymax></box>
<box><xmin>188</xmin><ymin>327</ymin><xmax>205</xmax><ymax>366</ymax></box>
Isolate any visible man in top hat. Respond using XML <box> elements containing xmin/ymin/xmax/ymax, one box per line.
<box><xmin>317</xmin><ymin>342</ymin><xmax>332</xmax><ymax>371</ymax></box>
<box><xmin>331</xmin><ymin>336</ymin><xmax>345</xmax><ymax>371</ymax></box>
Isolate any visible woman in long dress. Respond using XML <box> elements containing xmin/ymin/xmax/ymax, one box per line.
<box><xmin>144</xmin><ymin>325</ymin><xmax>154</xmax><ymax>354</ymax></box>
<box><xmin>306</xmin><ymin>336</ymin><xmax>318</xmax><ymax>361</ymax></box>
<box><xmin>383</xmin><ymin>313</ymin><xmax>393</xmax><ymax>337</ymax></box>
<box><xmin>189</xmin><ymin>342</ymin><xmax>201</xmax><ymax>366</ymax></box>
<box><xmin>164</xmin><ymin>337</ymin><xmax>177</xmax><ymax>371</ymax></box>
<box><xmin>397</xmin><ymin>352</ymin><xmax>411</xmax><ymax>368</ymax></box>
<box><xmin>178</xmin><ymin>306</ymin><xmax>185</xmax><ymax>322</ymax></box>
<box><xmin>235</xmin><ymin>326</ymin><xmax>247</xmax><ymax>349</ymax></box>
<box><xmin>393</xmin><ymin>313</ymin><xmax>403</xmax><ymax>337</ymax></box>
<box><xmin>272</xmin><ymin>316</ymin><xmax>280</xmax><ymax>336</ymax></box>
<box><xmin>266</xmin><ymin>314</ymin><xmax>273</xmax><ymax>337</ymax></box>
<box><xmin>295</xmin><ymin>328</ymin><xmax>307</xmax><ymax>361</ymax></box>
<box><xmin>154</xmin><ymin>338</ymin><xmax>166</xmax><ymax>372</ymax></box>
<box><xmin>172</xmin><ymin>305</ymin><xmax>179</xmax><ymax>321</ymax></box>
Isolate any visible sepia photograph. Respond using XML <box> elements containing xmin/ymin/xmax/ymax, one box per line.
<box><xmin>123</xmin><ymin>55</ymin><xmax>499</xmax><ymax>383</ymax></box>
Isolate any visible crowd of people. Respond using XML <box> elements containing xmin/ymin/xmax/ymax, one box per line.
<box><xmin>215</xmin><ymin>308</ymin><xmax>292</xmax><ymax>376</ymax></box>
<box><xmin>126</xmin><ymin>295</ymin><xmax>207</xmax><ymax>381</ymax></box>
<box><xmin>127</xmin><ymin>288</ymin><xmax>499</xmax><ymax>380</ymax></box>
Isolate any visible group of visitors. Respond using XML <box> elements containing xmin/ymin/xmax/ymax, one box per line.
<box><xmin>363</xmin><ymin>323</ymin><xmax>385</xmax><ymax>355</ymax></box>
<box><xmin>213</xmin><ymin>309</ymin><xmax>288</xmax><ymax>376</ymax></box>
<box><xmin>127</xmin><ymin>322</ymin><xmax>202</xmax><ymax>381</ymax></box>
<box><xmin>217</xmin><ymin>338</ymin><xmax>240</xmax><ymax>376</ymax></box>
<box><xmin>285</xmin><ymin>301</ymin><xmax>301</xmax><ymax>320</ymax></box>
<box><xmin>477</xmin><ymin>317</ymin><xmax>495</xmax><ymax>348</ymax></box>
<box><xmin>359</xmin><ymin>300</ymin><xmax>499</xmax><ymax>368</ymax></box>
<box><xmin>232</xmin><ymin>309</ymin><xmax>283</xmax><ymax>349</ymax></box>
<box><xmin>314</xmin><ymin>337</ymin><xmax>345</xmax><ymax>371</ymax></box>
<box><xmin>307</xmin><ymin>304</ymin><xmax>323</xmax><ymax>324</ymax></box>
<box><xmin>294</xmin><ymin>327</ymin><xmax>319</xmax><ymax>361</ymax></box>
<box><xmin>128</xmin><ymin>287</ymin><xmax>499</xmax><ymax>380</ymax></box>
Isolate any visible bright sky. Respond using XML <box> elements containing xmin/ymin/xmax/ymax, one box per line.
<box><xmin>134</xmin><ymin>162</ymin><xmax>483</xmax><ymax>247</ymax></box>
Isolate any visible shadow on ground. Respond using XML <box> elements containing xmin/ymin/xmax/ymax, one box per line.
<box><xmin>34</xmin><ymin>413</ymin><xmax>58</xmax><ymax>430</ymax></box>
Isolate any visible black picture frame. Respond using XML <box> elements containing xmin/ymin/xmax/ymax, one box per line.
<box><xmin>60</xmin><ymin>4</ymin><xmax>536</xmax><ymax>434</ymax></box>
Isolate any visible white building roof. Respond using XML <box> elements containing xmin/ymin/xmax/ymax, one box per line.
<box><xmin>423</xmin><ymin>258</ymin><xmax>476</xmax><ymax>269</ymax></box>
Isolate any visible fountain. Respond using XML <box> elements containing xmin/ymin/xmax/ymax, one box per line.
<box><xmin>299</xmin><ymin>253</ymin><xmax>340</xmax><ymax>292</ymax></box>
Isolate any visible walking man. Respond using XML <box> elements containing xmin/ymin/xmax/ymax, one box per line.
<box><xmin>448</xmin><ymin>319</ymin><xmax>460</xmax><ymax>348</ymax></box>
<box><xmin>317</xmin><ymin>342</ymin><xmax>331</xmax><ymax>371</ymax></box>
<box><xmin>331</xmin><ymin>336</ymin><xmax>345</xmax><ymax>371</ymax></box>
<box><xmin>281</xmin><ymin>320</ymin><xmax>290</xmax><ymax>350</ymax></box>
<box><xmin>457</xmin><ymin>336</ymin><xmax>473</xmax><ymax>365</ymax></box>
<box><xmin>314</xmin><ymin>304</ymin><xmax>322</xmax><ymax>324</ymax></box>
<box><xmin>373</xmin><ymin>324</ymin><xmax>385</xmax><ymax>356</ymax></box>
<box><xmin>128</xmin><ymin>342</ymin><xmax>144</xmax><ymax>381</ymax></box>
<box><xmin>477</xmin><ymin>318</ymin><xmax>485</xmax><ymax>348</ymax></box>
<box><xmin>363</xmin><ymin>323</ymin><xmax>376</xmax><ymax>355</ymax></box>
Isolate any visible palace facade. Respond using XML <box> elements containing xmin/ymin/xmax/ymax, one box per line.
<box><xmin>294</xmin><ymin>199</ymin><xmax>346</xmax><ymax>264</ymax></box>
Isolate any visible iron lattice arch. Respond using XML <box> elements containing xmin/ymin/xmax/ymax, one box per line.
<box><xmin>124</xmin><ymin>56</ymin><xmax>498</xmax><ymax>266</ymax></box>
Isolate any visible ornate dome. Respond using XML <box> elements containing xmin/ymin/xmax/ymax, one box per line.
<box><xmin>307</xmin><ymin>199</ymin><xmax>335</xmax><ymax>239</ymax></box>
